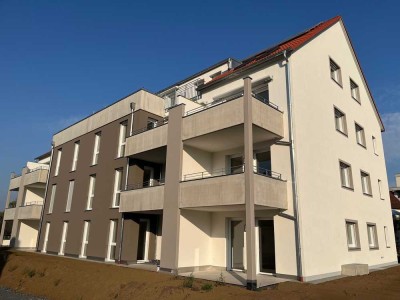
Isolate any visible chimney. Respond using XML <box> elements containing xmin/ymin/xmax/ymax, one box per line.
<box><xmin>396</xmin><ymin>174</ymin><xmax>400</xmax><ymax>188</ymax></box>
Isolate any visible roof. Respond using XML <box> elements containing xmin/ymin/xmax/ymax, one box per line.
<box><xmin>34</xmin><ymin>151</ymin><xmax>51</xmax><ymax>161</ymax></box>
<box><xmin>200</xmin><ymin>16</ymin><xmax>341</xmax><ymax>89</ymax></box>
<box><xmin>391</xmin><ymin>191</ymin><xmax>400</xmax><ymax>209</ymax></box>
<box><xmin>156</xmin><ymin>57</ymin><xmax>239</xmax><ymax>95</ymax></box>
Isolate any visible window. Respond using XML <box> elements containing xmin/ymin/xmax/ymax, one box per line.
<box><xmin>48</xmin><ymin>185</ymin><xmax>57</xmax><ymax>213</ymax></box>
<box><xmin>59</xmin><ymin>222</ymin><xmax>69</xmax><ymax>255</ymax></box>
<box><xmin>117</xmin><ymin>121</ymin><xmax>128</xmax><ymax>158</ymax></box>
<box><xmin>367</xmin><ymin>224</ymin><xmax>378</xmax><ymax>249</ymax></box>
<box><xmin>106</xmin><ymin>220</ymin><xmax>118</xmax><ymax>261</ymax></box>
<box><xmin>346</xmin><ymin>221</ymin><xmax>360</xmax><ymax>249</ymax></box>
<box><xmin>355</xmin><ymin>123</ymin><xmax>366</xmax><ymax>147</ymax></box>
<box><xmin>147</xmin><ymin>118</ymin><xmax>158</xmax><ymax>130</ymax></box>
<box><xmin>112</xmin><ymin>169</ymin><xmax>123</xmax><ymax>207</ymax></box>
<box><xmin>71</xmin><ymin>141</ymin><xmax>80</xmax><ymax>171</ymax></box>
<box><xmin>65</xmin><ymin>180</ymin><xmax>75</xmax><ymax>212</ymax></box>
<box><xmin>372</xmin><ymin>136</ymin><xmax>378</xmax><ymax>155</ymax></box>
<box><xmin>384</xmin><ymin>226</ymin><xmax>390</xmax><ymax>247</ymax></box>
<box><xmin>42</xmin><ymin>222</ymin><xmax>50</xmax><ymax>253</ymax></box>
<box><xmin>350</xmin><ymin>79</ymin><xmax>360</xmax><ymax>102</ymax></box>
<box><xmin>330</xmin><ymin>58</ymin><xmax>342</xmax><ymax>85</ymax></box>
<box><xmin>334</xmin><ymin>108</ymin><xmax>347</xmax><ymax>135</ymax></box>
<box><xmin>378</xmin><ymin>179</ymin><xmax>384</xmax><ymax>199</ymax></box>
<box><xmin>86</xmin><ymin>175</ymin><xmax>96</xmax><ymax>210</ymax></box>
<box><xmin>361</xmin><ymin>171</ymin><xmax>372</xmax><ymax>195</ymax></box>
<box><xmin>80</xmin><ymin>221</ymin><xmax>90</xmax><ymax>258</ymax></box>
<box><xmin>55</xmin><ymin>149</ymin><xmax>62</xmax><ymax>176</ymax></box>
<box><xmin>340</xmin><ymin>161</ymin><xmax>353</xmax><ymax>189</ymax></box>
<box><xmin>92</xmin><ymin>132</ymin><xmax>101</xmax><ymax>165</ymax></box>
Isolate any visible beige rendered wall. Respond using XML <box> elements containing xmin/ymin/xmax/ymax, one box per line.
<box><xmin>178</xmin><ymin>210</ymin><xmax>212</xmax><ymax>268</ymax></box>
<box><xmin>181</xmin><ymin>145</ymin><xmax>213</xmax><ymax>179</ymax></box>
<box><xmin>290</xmin><ymin>21</ymin><xmax>397</xmax><ymax>279</ymax></box>
<box><xmin>15</xmin><ymin>220</ymin><xmax>39</xmax><ymax>248</ymax></box>
<box><xmin>53</xmin><ymin>90</ymin><xmax>165</xmax><ymax>147</ymax></box>
<box><xmin>24</xmin><ymin>187</ymin><xmax>45</xmax><ymax>205</ymax></box>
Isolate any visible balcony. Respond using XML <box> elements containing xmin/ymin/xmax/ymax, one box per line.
<box><xmin>180</xmin><ymin>165</ymin><xmax>287</xmax><ymax>210</ymax></box>
<box><xmin>119</xmin><ymin>179</ymin><xmax>165</xmax><ymax>213</ymax></box>
<box><xmin>182</xmin><ymin>96</ymin><xmax>284</xmax><ymax>152</ymax></box>
<box><xmin>9</xmin><ymin>174</ymin><xmax>21</xmax><ymax>190</ymax></box>
<box><xmin>17</xmin><ymin>203</ymin><xmax>43</xmax><ymax>220</ymax></box>
<box><xmin>125</xmin><ymin>123</ymin><xmax>168</xmax><ymax>157</ymax></box>
<box><xmin>24</xmin><ymin>167</ymin><xmax>49</xmax><ymax>186</ymax></box>
<box><xmin>4</xmin><ymin>207</ymin><xmax>16</xmax><ymax>220</ymax></box>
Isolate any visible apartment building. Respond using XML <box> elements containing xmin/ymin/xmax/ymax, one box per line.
<box><xmin>390</xmin><ymin>174</ymin><xmax>400</xmax><ymax>256</ymax></box>
<box><xmin>0</xmin><ymin>152</ymin><xmax>50</xmax><ymax>248</ymax></box>
<box><xmin>33</xmin><ymin>16</ymin><xmax>396</xmax><ymax>288</ymax></box>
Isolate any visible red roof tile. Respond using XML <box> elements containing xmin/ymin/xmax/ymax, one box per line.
<box><xmin>202</xmin><ymin>16</ymin><xmax>342</xmax><ymax>87</ymax></box>
<box><xmin>391</xmin><ymin>191</ymin><xmax>400</xmax><ymax>209</ymax></box>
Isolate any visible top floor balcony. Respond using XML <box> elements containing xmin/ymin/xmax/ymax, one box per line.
<box><xmin>124</xmin><ymin>94</ymin><xmax>284</xmax><ymax>156</ymax></box>
<box><xmin>24</xmin><ymin>166</ymin><xmax>49</xmax><ymax>187</ymax></box>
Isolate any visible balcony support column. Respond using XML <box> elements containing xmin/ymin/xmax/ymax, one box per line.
<box><xmin>243</xmin><ymin>76</ymin><xmax>257</xmax><ymax>290</ymax></box>
<box><xmin>10</xmin><ymin>167</ymin><xmax>27</xmax><ymax>247</ymax></box>
<box><xmin>160</xmin><ymin>104</ymin><xmax>185</xmax><ymax>273</ymax></box>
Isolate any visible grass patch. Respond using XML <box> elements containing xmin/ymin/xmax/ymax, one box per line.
<box><xmin>182</xmin><ymin>273</ymin><xmax>194</xmax><ymax>288</ymax></box>
<box><xmin>23</xmin><ymin>267</ymin><xmax>36</xmax><ymax>278</ymax></box>
<box><xmin>201</xmin><ymin>283</ymin><xmax>214</xmax><ymax>291</ymax></box>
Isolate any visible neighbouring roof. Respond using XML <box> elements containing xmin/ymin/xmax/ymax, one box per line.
<box><xmin>200</xmin><ymin>16</ymin><xmax>341</xmax><ymax>89</ymax></box>
<box><xmin>390</xmin><ymin>191</ymin><xmax>400</xmax><ymax>209</ymax></box>
<box><xmin>34</xmin><ymin>151</ymin><xmax>51</xmax><ymax>161</ymax></box>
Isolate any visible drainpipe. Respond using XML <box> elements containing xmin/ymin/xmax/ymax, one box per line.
<box><xmin>129</xmin><ymin>102</ymin><xmax>135</xmax><ymax>136</ymax></box>
<box><xmin>283</xmin><ymin>49</ymin><xmax>303</xmax><ymax>281</ymax></box>
<box><xmin>35</xmin><ymin>142</ymin><xmax>55</xmax><ymax>252</ymax></box>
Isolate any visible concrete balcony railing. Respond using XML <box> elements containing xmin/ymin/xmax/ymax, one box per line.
<box><xmin>17</xmin><ymin>204</ymin><xmax>43</xmax><ymax>220</ymax></box>
<box><xmin>119</xmin><ymin>180</ymin><xmax>165</xmax><ymax>213</ymax></box>
<box><xmin>4</xmin><ymin>207</ymin><xmax>16</xmax><ymax>221</ymax></box>
<box><xmin>125</xmin><ymin>123</ymin><xmax>168</xmax><ymax>156</ymax></box>
<box><xmin>24</xmin><ymin>167</ymin><xmax>49</xmax><ymax>186</ymax></box>
<box><xmin>182</xmin><ymin>96</ymin><xmax>284</xmax><ymax>141</ymax></box>
<box><xmin>9</xmin><ymin>175</ymin><xmax>21</xmax><ymax>190</ymax></box>
<box><xmin>181</xmin><ymin>167</ymin><xmax>287</xmax><ymax>210</ymax></box>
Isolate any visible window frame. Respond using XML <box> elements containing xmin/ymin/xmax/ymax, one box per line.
<box><xmin>112</xmin><ymin>169</ymin><xmax>123</xmax><ymax>208</ymax></box>
<box><xmin>330</xmin><ymin>58</ymin><xmax>342</xmax><ymax>87</ymax></box>
<box><xmin>334</xmin><ymin>107</ymin><xmax>348</xmax><ymax>136</ymax></box>
<box><xmin>80</xmin><ymin>221</ymin><xmax>90</xmax><ymax>258</ymax></box>
<box><xmin>86</xmin><ymin>175</ymin><xmax>96</xmax><ymax>210</ymax></box>
<box><xmin>54</xmin><ymin>149</ymin><xmax>62</xmax><ymax>176</ymax></box>
<box><xmin>92</xmin><ymin>132</ymin><xmax>101</xmax><ymax>165</ymax></box>
<box><xmin>360</xmin><ymin>170</ymin><xmax>372</xmax><ymax>196</ymax></box>
<box><xmin>366</xmin><ymin>223</ymin><xmax>379</xmax><ymax>250</ymax></box>
<box><xmin>339</xmin><ymin>160</ymin><xmax>354</xmax><ymax>190</ymax></box>
<box><xmin>106</xmin><ymin>220</ymin><xmax>118</xmax><ymax>262</ymax></box>
<box><xmin>345</xmin><ymin>220</ymin><xmax>361</xmax><ymax>250</ymax></box>
<box><xmin>65</xmin><ymin>180</ymin><xmax>75</xmax><ymax>212</ymax></box>
<box><xmin>71</xmin><ymin>141</ymin><xmax>80</xmax><ymax>171</ymax></box>
<box><xmin>42</xmin><ymin>222</ymin><xmax>51</xmax><ymax>253</ymax></box>
<box><xmin>117</xmin><ymin>121</ymin><xmax>128</xmax><ymax>158</ymax></box>
<box><xmin>384</xmin><ymin>226</ymin><xmax>390</xmax><ymax>248</ymax></box>
<box><xmin>378</xmin><ymin>179</ymin><xmax>384</xmax><ymax>200</ymax></box>
<box><xmin>48</xmin><ymin>184</ymin><xmax>57</xmax><ymax>214</ymax></box>
<box><xmin>59</xmin><ymin>221</ymin><xmax>69</xmax><ymax>255</ymax></box>
<box><xmin>350</xmin><ymin>78</ymin><xmax>360</xmax><ymax>103</ymax></box>
<box><xmin>372</xmin><ymin>136</ymin><xmax>378</xmax><ymax>155</ymax></box>
<box><xmin>355</xmin><ymin>123</ymin><xmax>366</xmax><ymax>148</ymax></box>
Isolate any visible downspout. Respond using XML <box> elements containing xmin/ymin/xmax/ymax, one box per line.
<box><xmin>36</xmin><ymin>142</ymin><xmax>55</xmax><ymax>252</ymax></box>
<box><xmin>118</xmin><ymin>213</ymin><xmax>125</xmax><ymax>263</ymax></box>
<box><xmin>129</xmin><ymin>102</ymin><xmax>135</xmax><ymax>136</ymax></box>
<box><xmin>283</xmin><ymin>49</ymin><xmax>303</xmax><ymax>281</ymax></box>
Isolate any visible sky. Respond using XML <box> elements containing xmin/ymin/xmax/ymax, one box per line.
<box><xmin>1</xmin><ymin>0</ymin><xmax>400</xmax><ymax>208</ymax></box>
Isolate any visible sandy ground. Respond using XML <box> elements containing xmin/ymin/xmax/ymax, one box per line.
<box><xmin>0</xmin><ymin>250</ymin><xmax>399</xmax><ymax>300</ymax></box>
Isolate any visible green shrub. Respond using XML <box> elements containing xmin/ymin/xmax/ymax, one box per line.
<box><xmin>183</xmin><ymin>273</ymin><xmax>194</xmax><ymax>288</ymax></box>
<box><xmin>201</xmin><ymin>283</ymin><xmax>213</xmax><ymax>291</ymax></box>
<box><xmin>23</xmin><ymin>267</ymin><xmax>36</xmax><ymax>278</ymax></box>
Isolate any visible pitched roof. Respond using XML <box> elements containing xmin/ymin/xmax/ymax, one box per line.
<box><xmin>200</xmin><ymin>16</ymin><xmax>341</xmax><ymax>89</ymax></box>
<box><xmin>390</xmin><ymin>191</ymin><xmax>400</xmax><ymax>209</ymax></box>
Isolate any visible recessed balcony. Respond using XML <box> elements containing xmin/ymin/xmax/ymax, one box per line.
<box><xmin>17</xmin><ymin>203</ymin><xmax>43</xmax><ymax>220</ymax></box>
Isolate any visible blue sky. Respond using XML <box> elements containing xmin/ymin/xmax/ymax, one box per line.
<box><xmin>1</xmin><ymin>0</ymin><xmax>399</xmax><ymax>207</ymax></box>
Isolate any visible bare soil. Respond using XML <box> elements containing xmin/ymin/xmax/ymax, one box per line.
<box><xmin>0</xmin><ymin>250</ymin><xmax>399</xmax><ymax>299</ymax></box>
